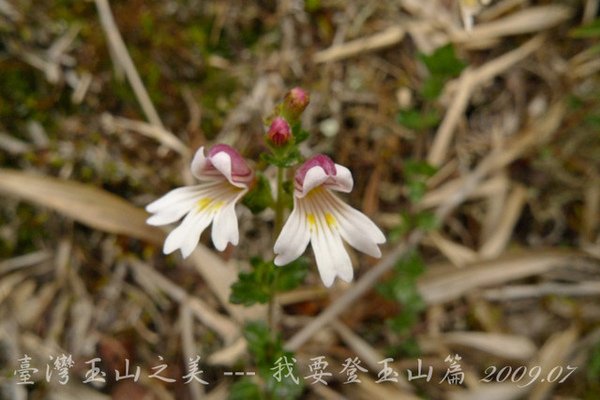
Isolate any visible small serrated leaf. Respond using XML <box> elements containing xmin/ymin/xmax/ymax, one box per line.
<box><xmin>229</xmin><ymin>379</ymin><xmax>263</xmax><ymax>400</ymax></box>
<box><xmin>419</xmin><ymin>44</ymin><xmax>466</xmax><ymax>77</ymax></box>
<box><xmin>397</xmin><ymin>109</ymin><xmax>441</xmax><ymax>131</ymax></box>
<box><xmin>274</xmin><ymin>258</ymin><xmax>308</xmax><ymax>291</ymax></box>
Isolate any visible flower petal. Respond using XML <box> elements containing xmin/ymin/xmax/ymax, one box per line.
<box><xmin>327</xmin><ymin>164</ymin><xmax>353</xmax><ymax>193</ymax></box>
<box><xmin>274</xmin><ymin>200</ymin><xmax>310</xmax><ymax>266</ymax></box>
<box><xmin>208</xmin><ymin>151</ymin><xmax>233</xmax><ymax>183</ymax></box>
<box><xmin>146</xmin><ymin>185</ymin><xmax>205</xmax><ymax>214</ymax></box>
<box><xmin>179</xmin><ymin>211</ymin><xmax>214</xmax><ymax>258</ymax></box>
<box><xmin>310</xmin><ymin>223</ymin><xmax>353</xmax><ymax>287</ymax></box>
<box><xmin>211</xmin><ymin>202</ymin><xmax>240</xmax><ymax>251</ymax></box>
<box><xmin>305</xmin><ymin>198</ymin><xmax>353</xmax><ymax>286</ymax></box>
<box><xmin>190</xmin><ymin>146</ymin><xmax>209</xmax><ymax>180</ymax></box>
<box><xmin>146</xmin><ymin>205</ymin><xmax>193</xmax><ymax>226</ymax></box>
<box><xmin>320</xmin><ymin>190</ymin><xmax>385</xmax><ymax>257</ymax></box>
<box><xmin>298</xmin><ymin>166</ymin><xmax>329</xmax><ymax>197</ymax></box>
<box><xmin>163</xmin><ymin>210</ymin><xmax>201</xmax><ymax>255</ymax></box>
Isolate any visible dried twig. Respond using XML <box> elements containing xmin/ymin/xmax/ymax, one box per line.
<box><xmin>313</xmin><ymin>26</ymin><xmax>405</xmax><ymax>64</ymax></box>
<box><xmin>94</xmin><ymin>0</ymin><xmax>164</xmax><ymax>129</ymax></box>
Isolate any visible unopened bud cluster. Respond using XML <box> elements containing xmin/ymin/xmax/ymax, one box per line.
<box><xmin>265</xmin><ymin>87</ymin><xmax>310</xmax><ymax>148</ymax></box>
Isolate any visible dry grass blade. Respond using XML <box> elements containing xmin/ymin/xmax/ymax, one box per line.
<box><xmin>478</xmin><ymin>184</ymin><xmax>527</xmax><ymax>258</ymax></box>
<box><xmin>418</xmin><ymin>250</ymin><xmax>582</xmax><ymax>305</ymax></box>
<box><xmin>0</xmin><ymin>132</ymin><xmax>31</xmax><ymax>154</ymax></box>
<box><xmin>427</xmin><ymin>231</ymin><xmax>478</xmax><ymax>266</ymax></box>
<box><xmin>331</xmin><ymin>320</ymin><xmax>413</xmax><ymax>390</ymax></box>
<box><xmin>583</xmin><ymin>181</ymin><xmax>600</xmax><ymax>242</ymax></box>
<box><xmin>0</xmin><ymin>251</ymin><xmax>51</xmax><ymax>274</ymax></box>
<box><xmin>452</xmin><ymin>5</ymin><xmax>573</xmax><ymax>43</ymax></box>
<box><xmin>179</xmin><ymin>304</ymin><xmax>205</xmax><ymax>399</ymax></box>
<box><xmin>189</xmin><ymin>247</ymin><xmax>266</xmax><ymax>324</ymax></box>
<box><xmin>529</xmin><ymin>327</ymin><xmax>579</xmax><ymax>400</ymax></box>
<box><xmin>448</xmin><ymin>382</ymin><xmax>524</xmax><ymax>400</ymax></box>
<box><xmin>440</xmin><ymin>332</ymin><xmax>536</xmax><ymax>360</ymax></box>
<box><xmin>0</xmin><ymin>169</ymin><xmax>164</xmax><ymax>245</ymax></box>
<box><xmin>207</xmin><ymin>337</ymin><xmax>246</xmax><ymax>365</ymax></box>
<box><xmin>313</xmin><ymin>26</ymin><xmax>405</xmax><ymax>64</ymax></box>
<box><xmin>449</xmin><ymin>327</ymin><xmax>579</xmax><ymax>400</ymax></box>
<box><xmin>483</xmin><ymin>281</ymin><xmax>600</xmax><ymax>300</ymax></box>
<box><xmin>47</xmin><ymin>385</ymin><xmax>111</xmax><ymax>400</ymax></box>
<box><xmin>354</xmin><ymin>376</ymin><xmax>419</xmax><ymax>400</ymax></box>
<box><xmin>129</xmin><ymin>259</ymin><xmax>239</xmax><ymax>342</ymax></box>
<box><xmin>101</xmin><ymin>113</ymin><xmax>189</xmax><ymax>156</ymax></box>
<box><xmin>94</xmin><ymin>0</ymin><xmax>165</xmax><ymax>130</ymax></box>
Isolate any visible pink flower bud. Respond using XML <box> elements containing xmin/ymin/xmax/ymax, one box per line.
<box><xmin>266</xmin><ymin>117</ymin><xmax>292</xmax><ymax>147</ymax></box>
<box><xmin>282</xmin><ymin>87</ymin><xmax>310</xmax><ymax>121</ymax></box>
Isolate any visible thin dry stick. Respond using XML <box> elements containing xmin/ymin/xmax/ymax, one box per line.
<box><xmin>180</xmin><ymin>303</ymin><xmax>205</xmax><ymax>399</ymax></box>
<box><xmin>101</xmin><ymin>113</ymin><xmax>188</xmax><ymax>155</ymax></box>
<box><xmin>95</xmin><ymin>0</ymin><xmax>172</xmax><ymax>135</ymax></box>
<box><xmin>313</xmin><ymin>26</ymin><xmax>405</xmax><ymax>64</ymax></box>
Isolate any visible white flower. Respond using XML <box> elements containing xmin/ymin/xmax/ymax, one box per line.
<box><xmin>146</xmin><ymin>144</ymin><xmax>253</xmax><ymax>258</ymax></box>
<box><xmin>274</xmin><ymin>155</ymin><xmax>386</xmax><ymax>287</ymax></box>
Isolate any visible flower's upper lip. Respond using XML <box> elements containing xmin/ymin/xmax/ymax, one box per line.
<box><xmin>294</xmin><ymin>155</ymin><xmax>354</xmax><ymax>198</ymax></box>
<box><xmin>295</xmin><ymin>155</ymin><xmax>336</xmax><ymax>187</ymax></box>
<box><xmin>191</xmin><ymin>145</ymin><xmax>253</xmax><ymax>188</ymax></box>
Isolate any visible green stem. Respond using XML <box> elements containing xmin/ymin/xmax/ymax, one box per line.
<box><xmin>269</xmin><ymin>166</ymin><xmax>285</xmax><ymax>333</ymax></box>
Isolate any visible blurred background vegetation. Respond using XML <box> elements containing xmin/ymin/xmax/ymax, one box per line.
<box><xmin>1</xmin><ymin>0</ymin><xmax>600</xmax><ymax>399</ymax></box>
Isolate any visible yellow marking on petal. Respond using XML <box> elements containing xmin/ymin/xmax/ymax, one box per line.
<box><xmin>304</xmin><ymin>186</ymin><xmax>324</xmax><ymax>199</ymax></box>
<box><xmin>212</xmin><ymin>201</ymin><xmax>225</xmax><ymax>210</ymax></box>
<box><xmin>197</xmin><ymin>198</ymin><xmax>226</xmax><ymax>212</ymax></box>
<box><xmin>307</xmin><ymin>213</ymin><xmax>316</xmax><ymax>229</ymax></box>
<box><xmin>325</xmin><ymin>212</ymin><xmax>336</xmax><ymax>227</ymax></box>
<box><xmin>197</xmin><ymin>198</ymin><xmax>213</xmax><ymax>211</ymax></box>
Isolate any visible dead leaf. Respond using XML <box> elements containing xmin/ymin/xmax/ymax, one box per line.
<box><xmin>0</xmin><ymin>169</ymin><xmax>164</xmax><ymax>245</ymax></box>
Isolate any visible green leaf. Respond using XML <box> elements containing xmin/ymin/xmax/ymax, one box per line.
<box><xmin>395</xmin><ymin>337</ymin><xmax>421</xmax><ymax>358</ymax></box>
<box><xmin>377</xmin><ymin>250</ymin><xmax>426</xmax><ymax>334</ymax></box>
<box><xmin>396</xmin><ymin>250</ymin><xmax>426</xmax><ymax>278</ymax></box>
<box><xmin>397</xmin><ymin>109</ymin><xmax>441</xmax><ymax>130</ymax></box>
<box><xmin>230</xmin><ymin>257</ymin><xmax>308</xmax><ymax>306</ymax></box>
<box><xmin>415</xmin><ymin>211</ymin><xmax>439</xmax><ymax>232</ymax></box>
<box><xmin>403</xmin><ymin>160</ymin><xmax>437</xmax><ymax>203</ymax></box>
<box><xmin>230</xmin><ymin>271</ymin><xmax>272</xmax><ymax>306</ymax></box>
<box><xmin>404</xmin><ymin>160</ymin><xmax>437</xmax><ymax>178</ymax></box>
<box><xmin>243</xmin><ymin>322</ymin><xmax>305</xmax><ymax>399</ymax></box>
<box><xmin>388</xmin><ymin>312</ymin><xmax>418</xmax><ymax>333</ymax></box>
<box><xmin>243</xmin><ymin>173</ymin><xmax>274</xmax><ymax>214</ymax></box>
<box><xmin>230</xmin><ymin>258</ymin><xmax>273</xmax><ymax>306</ymax></box>
<box><xmin>419</xmin><ymin>44</ymin><xmax>466</xmax><ymax>77</ymax></box>
<box><xmin>587</xmin><ymin>342</ymin><xmax>600</xmax><ymax>382</ymax></box>
<box><xmin>244</xmin><ymin>322</ymin><xmax>276</xmax><ymax>366</ymax></box>
<box><xmin>291</xmin><ymin>123</ymin><xmax>310</xmax><ymax>144</ymax></box>
<box><xmin>261</xmin><ymin>149</ymin><xmax>303</xmax><ymax>168</ymax></box>
<box><xmin>407</xmin><ymin>180</ymin><xmax>427</xmax><ymax>203</ymax></box>
<box><xmin>388</xmin><ymin>212</ymin><xmax>412</xmax><ymax>241</ymax></box>
<box><xmin>570</xmin><ymin>18</ymin><xmax>600</xmax><ymax>38</ymax></box>
<box><xmin>305</xmin><ymin>0</ymin><xmax>321</xmax><ymax>12</ymax></box>
<box><xmin>229</xmin><ymin>379</ymin><xmax>263</xmax><ymax>400</ymax></box>
<box><xmin>421</xmin><ymin>75</ymin><xmax>447</xmax><ymax>100</ymax></box>
<box><xmin>274</xmin><ymin>258</ymin><xmax>309</xmax><ymax>291</ymax></box>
